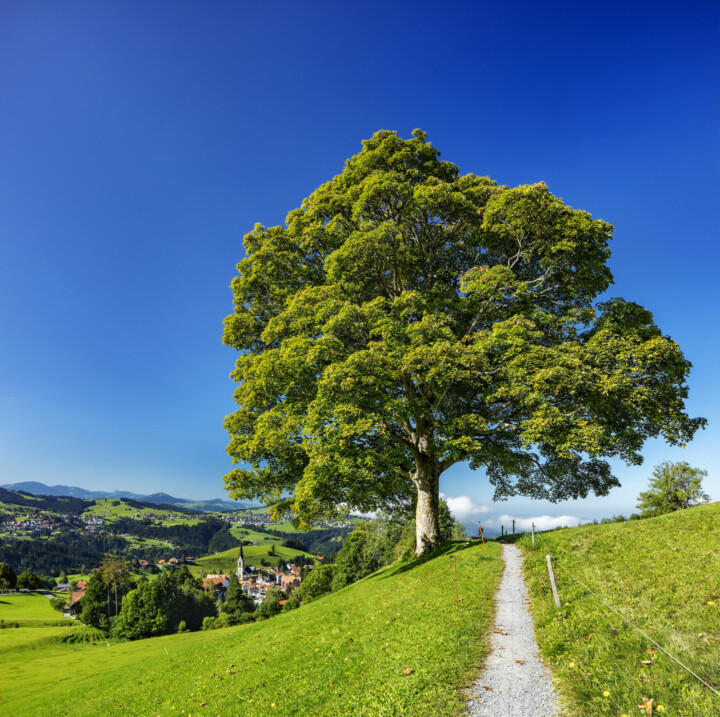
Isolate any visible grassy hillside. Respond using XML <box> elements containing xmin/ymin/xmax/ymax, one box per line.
<box><xmin>519</xmin><ymin>502</ymin><xmax>720</xmax><ymax>715</ymax></box>
<box><xmin>3</xmin><ymin>541</ymin><xmax>503</xmax><ymax>716</ymax></box>
<box><xmin>81</xmin><ymin>498</ymin><xmax>200</xmax><ymax>526</ymax></box>
<box><xmin>0</xmin><ymin>593</ymin><xmax>76</xmax><ymax>628</ymax></box>
<box><xmin>189</xmin><ymin>544</ymin><xmax>312</xmax><ymax>578</ymax></box>
<box><xmin>83</xmin><ymin>498</ymin><xmax>179</xmax><ymax>522</ymax></box>
<box><xmin>228</xmin><ymin>526</ymin><xmax>285</xmax><ymax>544</ymax></box>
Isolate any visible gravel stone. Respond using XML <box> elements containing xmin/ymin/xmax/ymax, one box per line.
<box><xmin>466</xmin><ymin>543</ymin><xmax>561</xmax><ymax>717</ymax></box>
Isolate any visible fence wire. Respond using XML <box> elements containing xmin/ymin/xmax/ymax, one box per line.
<box><xmin>533</xmin><ymin>529</ymin><xmax>720</xmax><ymax>699</ymax></box>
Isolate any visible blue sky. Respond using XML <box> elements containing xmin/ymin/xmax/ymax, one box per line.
<box><xmin>1</xmin><ymin>1</ymin><xmax>718</xmax><ymax>530</ymax></box>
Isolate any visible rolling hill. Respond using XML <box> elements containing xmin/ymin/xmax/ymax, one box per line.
<box><xmin>519</xmin><ymin>502</ymin><xmax>720</xmax><ymax>715</ymax></box>
<box><xmin>1</xmin><ymin>541</ymin><xmax>504</xmax><ymax>716</ymax></box>
<box><xmin>1</xmin><ymin>482</ymin><xmax>259</xmax><ymax>513</ymax></box>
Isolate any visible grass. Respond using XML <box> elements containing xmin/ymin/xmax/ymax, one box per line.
<box><xmin>267</xmin><ymin>520</ymin><xmax>304</xmax><ymax>533</ymax></box>
<box><xmin>5</xmin><ymin>540</ymin><xmax>503</xmax><ymax>716</ymax></box>
<box><xmin>0</xmin><ymin>593</ymin><xmax>76</xmax><ymax>627</ymax></box>
<box><xmin>518</xmin><ymin>502</ymin><xmax>720</xmax><ymax>716</ymax></box>
<box><xmin>229</xmin><ymin>525</ymin><xmax>285</xmax><ymax>543</ymax></box>
<box><xmin>189</xmin><ymin>544</ymin><xmax>313</xmax><ymax>578</ymax></box>
<box><xmin>235</xmin><ymin>505</ymin><xmax>274</xmax><ymax>515</ymax></box>
<box><xmin>123</xmin><ymin>535</ymin><xmax>174</xmax><ymax>548</ymax></box>
<box><xmin>82</xmin><ymin>499</ymin><xmax>188</xmax><ymax>523</ymax></box>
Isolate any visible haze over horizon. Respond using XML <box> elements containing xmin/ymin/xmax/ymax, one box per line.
<box><xmin>2</xmin><ymin>1</ymin><xmax>718</xmax><ymax>533</ymax></box>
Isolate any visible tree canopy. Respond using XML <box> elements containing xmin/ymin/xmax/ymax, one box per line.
<box><xmin>637</xmin><ymin>461</ymin><xmax>710</xmax><ymax>517</ymax></box>
<box><xmin>223</xmin><ymin>129</ymin><xmax>704</xmax><ymax>553</ymax></box>
<box><xmin>0</xmin><ymin>562</ymin><xmax>16</xmax><ymax>590</ymax></box>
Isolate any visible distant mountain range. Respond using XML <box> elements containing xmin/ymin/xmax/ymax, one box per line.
<box><xmin>0</xmin><ymin>481</ymin><xmax>259</xmax><ymax>513</ymax></box>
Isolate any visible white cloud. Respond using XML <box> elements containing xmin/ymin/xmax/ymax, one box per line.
<box><xmin>440</xmin><ymin>493</ymin><xmax>491</xmax><ymax>521</ymax></box>
<box><xmin>496</xmin><ymin>514</ymin><xmax>584</xmax><ymax>532</ymax></box>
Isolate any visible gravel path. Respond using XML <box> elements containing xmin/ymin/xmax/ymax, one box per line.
<box><xmin>466</xmin><ymin>543</ymin><xmax>561</xmax><ymax>717</ymax></box>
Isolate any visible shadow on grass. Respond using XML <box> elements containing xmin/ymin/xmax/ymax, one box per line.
<box><xmin>361</xmin><ymin>540</ymin><xmax>501</xmax><ymax>582</ymax></box>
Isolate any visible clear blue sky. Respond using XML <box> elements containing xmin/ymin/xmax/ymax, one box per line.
<box><xmin>1</xmin><ymin>1</ymin><xmax>718</xmax><ymax>529</ymax></box>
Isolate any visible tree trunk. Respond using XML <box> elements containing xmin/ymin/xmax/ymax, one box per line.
<box><xmin>414</xmin><ymin>460</ymin><xmax>440</xmax><ymax>556</ymax></box>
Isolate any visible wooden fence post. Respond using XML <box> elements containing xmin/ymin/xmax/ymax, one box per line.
<box><xmin>478</xmin><ymin>522</ymin><xmax>485</xmax><ymax>548</ymax></box>
<box><xmin>532</xmin><ymin>522</ymin><xmax>535</xmax><ymax>547</ymax></box>
<box><xmin>546</xmin><ymin>554</ymin><xmax>561</xmax><ymax>608</ymax></box>
<box><xmin>512</xmin><ymin>519</ymin><xmax>515</xmax><ymax>535</ymax></box>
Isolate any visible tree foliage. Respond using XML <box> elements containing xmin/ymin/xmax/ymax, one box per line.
<box><xmin>222</xmin><ymin>577</ymin><xmax>255</xmax><ymax>619</ymax></box>
<box><xmin>16</xmin><ymin>570</ymin><xmax>44</xmax><ymax>590</ymax></box>
<box><xmin>0</xmin><ymin>562</ymin><xmax>16</xmax><ymax>590</ymax></box>
<box><xmin>636</xmin><ymin>461</ymin><xmax>710</xmax><ymax>517</ymax></box>
<box><xmin>297</xmin><ymin>564</ymin><xmax>335</xmax><ymax>602</ymax></box>
<box><xmin>80</xmin><ymin>572</ymin><xmax>112</xmax><ymax>630</ymax></box>
<box><xmin>100</xmin><ymin>555</ymin><xmax>133</xmax><ymax>618</ymax></box>
<box><xmin>258</xmin><ymin>587</ymin><xmax>284</xmax><ymax>618</ymax></box>
<box><xmin>223</xmin><ymin>129</ymin><xmax>704</xmax><ymax>553</ymax></box>
<box><xmin>331</xmin><ymin>526</ymin><xmax>375</xmax><ymax>591</ymax></box>
<box><xmin>112</xmin><ymin>567</ymin><xmax>215</xmax><ymax>640</ymax></box>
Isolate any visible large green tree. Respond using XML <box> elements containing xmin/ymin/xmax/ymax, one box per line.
<box><xmin>223</xmin><ymin>130</ymin><xmax>704</xmax><ymax>554</ymax></box>
<box><xmin>637</xmin><ymin>461</ymin><xmax>710</xmax><ymax>517</ymax></box>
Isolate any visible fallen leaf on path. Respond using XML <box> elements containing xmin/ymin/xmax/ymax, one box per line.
<box><xmin>514</xmin><ymin>659</ymin><xmax>525</xmax><ymax>664</ymax></box>
<box><xmin>638</xmin><ymin>697</ymin><xmax>654</xmax><ymax>715</ymax></box>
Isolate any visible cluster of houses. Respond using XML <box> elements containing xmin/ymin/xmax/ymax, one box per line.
<box><xmin>0</xmin><ymin>511</ymin><xmax>110</xmax><ymax>539</ymax></box>
<box><xmin>0</xmin><ymin>513</ymin><xmax>76</xmax><ymax>538</ymax></box>
<box><xmin>202</xmin><ymin>563</ymin><xmax>305</xmax><ymax>606</ymax></box>
<box><xmin>78</xmin><ymin>514</ymin><xmax>104</xmax><ymax>532</ymax></box>
<box><xmin>56</xmin><ymin>561</ymin><xmax>308</xmax><ymax>616</ymax></box>
<box><xmin>134</xmin><ymin>556</ymin><xmax>193</xmax><ymax>569</ymax></box>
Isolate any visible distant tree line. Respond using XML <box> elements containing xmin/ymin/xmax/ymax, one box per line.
<box><xmin>0</xmin><ymin>517</ymin><xmax>238</xmax><ymax>575</ymax></box>
<box><xmin>245</xmin><ymin>524</ymin><xmax>354</xmax><ymax>559</ymax></box>
<box><xmin>120</xmin><ymin>498</ymin><xmax>197</xmax><ymax>516</ymax></box>
<box><xmin>0</xmin><ymin>490</ymin><xmax>199</xmax><ymax>517</ymax></box>
<box><xmin>0</xmin><ymin>488</ymin><xmax>91</xmax><ymax>515</ymax></box>
<box><xmin>111</xmin><ymin>516</ymin><xmax>233</xmax><ymax>555</ymax></box>
<box><xmin>0</xmin><ymin>536</ymin><xmax>109</xmax><ymax>575</ymax></box>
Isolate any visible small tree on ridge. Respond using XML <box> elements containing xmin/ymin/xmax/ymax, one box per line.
<box><xmin>637</xmin><ymin>461</ymin><xmax>710</xmax><ymax>517</ymax></box>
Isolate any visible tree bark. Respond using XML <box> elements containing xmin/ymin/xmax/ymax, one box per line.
<box><xmin>414</xmin><ymin>459</ymin><xmax>441</xmax><ymax>556</ymax></box>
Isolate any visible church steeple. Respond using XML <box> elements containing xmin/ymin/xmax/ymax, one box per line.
<box><xmin>236</xmin><ymin>541</ymin><xmax>245</xmax><ymax>582</ymax></box>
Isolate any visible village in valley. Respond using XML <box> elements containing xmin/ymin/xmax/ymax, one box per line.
<box><xmin>0</xmin><ymin>486</ymin><xmax>356</xmax><ymax>621</ymax></box>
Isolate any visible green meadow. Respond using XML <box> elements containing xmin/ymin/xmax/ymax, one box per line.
<box><xmin>1</xmin><ymin>541</ymin><xmax>503</xmax><ymax>716</ymax></box>
<box><xmin>190</xmin><ymin>544</ymin><xmax>313</xmax><ymax>578</ymax></box>
<box><xmin>123</xmin><ymin>535</ymin><xmax>175</xmax><ymax>549</ymax></box>
<box><xmin>82</xmin><ymin>499</ymin><xmax>200</xmax><ymax>525</ymax></box>
<box><xmin>518</xmin><ymin>502</ymin><xmax>720</xmax><ymax>716</ymax></box>
<box><xmin>229</xmin><ymin>526</ymin><xmax>286</xmax><ymax>544</ymax></box>
<box><xmin>0</xmin><ymin>593</ymin><xmax>75</xmax><ymax>627</ymax></box>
